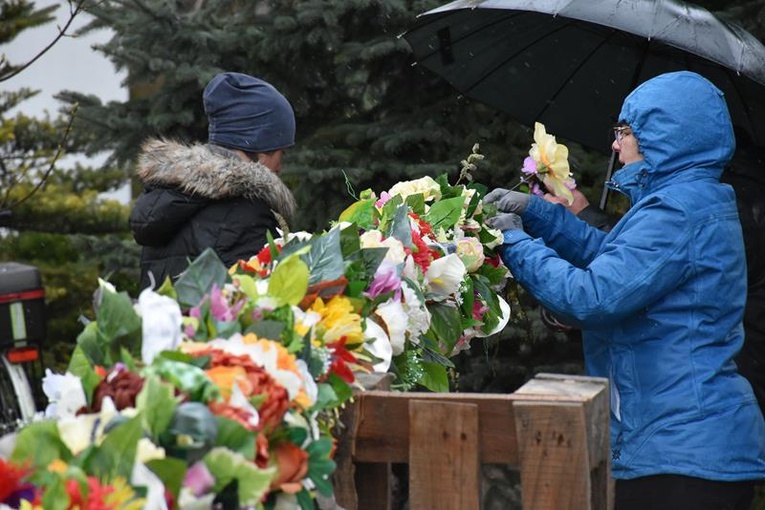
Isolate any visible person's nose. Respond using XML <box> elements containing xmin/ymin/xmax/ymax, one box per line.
<box><xmin>611</xmin><ymin>139</ymin><xmax>620</xmax><ymax>152</ymax></box>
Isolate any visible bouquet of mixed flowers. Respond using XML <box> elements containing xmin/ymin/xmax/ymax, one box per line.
<box><xmin>0</xmin><ymin>146</ymin><xmax>512</xmax><ymax>509</ymax></box>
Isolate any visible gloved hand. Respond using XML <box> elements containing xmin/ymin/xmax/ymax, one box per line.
<box><xmin>486</xmin><ymin>212</ymin><xmax>524</xmax><ymax>232</ymax></box>
<box><xmin>483</xmin><ymin>188</ymin><xmax>531</xmax><ymax>214</ymax></box>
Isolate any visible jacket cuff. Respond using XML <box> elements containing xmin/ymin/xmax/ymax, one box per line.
<box><xmin>503</xmin><ymin>230</ymin><xmax>532</xmax><ymax>244</ymax></box>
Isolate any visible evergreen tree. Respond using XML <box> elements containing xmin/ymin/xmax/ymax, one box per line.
<box><xmin>0</xmin><ymin>0</ymin><xmax>139</xmax><ymax>369</ymax></box>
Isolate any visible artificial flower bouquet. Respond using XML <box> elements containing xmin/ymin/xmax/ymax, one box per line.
<box><xmin>0</xmin><ymin>146</ymin><xmax>512</xmax><ymax>509</ymax></box>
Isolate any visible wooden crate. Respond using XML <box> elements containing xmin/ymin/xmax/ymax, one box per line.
<box><xmin>332</xmin><ymin>373</ymin><xmax>612</xmax><ymax>510</ymax></box>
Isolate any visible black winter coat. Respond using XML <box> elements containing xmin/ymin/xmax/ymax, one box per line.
<box><xmin>129</xmin><ymin>140</ymin><xmax>296</xmax><ymax>290</ymax></box>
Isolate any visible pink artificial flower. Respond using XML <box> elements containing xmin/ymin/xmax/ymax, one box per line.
<box><xmin>365</xmin><ymin>261</ymin><xmax>402</xmax><ymax>299</ymax></box>
<box><xmin>375</xmin><ymin>191</ymin><xmax>392</xmax><ymax>208</ymax></box>
<box><xmin>183</xmin><ymin>461</ymin><xmax>215</xmax><ymax>497</ymax></box>
<box><xmin>521</xmin><ymin>156</ymin><xmax>538</xmax><ymax>176</ymax></box>
<box><xmin>209</xmin><ymin>284</ymin><xmax>244</xmax><ymax>322</ymax></box>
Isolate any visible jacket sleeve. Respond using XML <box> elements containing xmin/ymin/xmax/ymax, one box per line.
<box><xmin>213</xmin><ymin>198</ymin><xmax>279</xmax><ymax>266</ymax></box>
<box><xmin>502</xmin><ymin>194</ymin><xmax>692</xmax><ymax>329</ymax></box>
<box><xmin>521</xmin><ymin>196</ymin><xmax>608</xmax><ymax>268</ymax></box>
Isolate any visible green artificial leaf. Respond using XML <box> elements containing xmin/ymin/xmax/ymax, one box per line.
<box><xmin>303</xmin><ymin>227</ymin><xmax>345</xmax><ymax>285</ymax></box>
<box><xmin>161</xmin><ymin>402</ymin><xmax>219</xmax><ymax>464</ymax></box>
<box><xmin>215</xmin><ymin>417</ymin><xmax>256</xmax><ymax>458</ymax></box>
<box><xmin>96</xmin><ymin>287</ymin><xmax>142</xmax><ymax>364</ymax></box>
<box><xmin>269</xmin><ymin>254</ymin><xmax>309</xmax><ymax>306</ymax></box>
<box><xmin>136</xmin><ymin>375</ymin><xmax>178</xmax><ymax>440</ymax></box>
<box><xmin>312</xmin><ymin>382</ymin><xmax>339</xmax><ymax>412</ymax></box>
<box><xmin>422</xmin><ymin>196</ymin><xmax>465</xmax><ymax>230</ymax></box>
<box><xmin>156</xmin><ymin>276</ymin><xmax>178</xmax><ymax>301</ymax></box>
<box><xmin>357</xmin><ymin>247</ymin><xmax>388</xmax><ymax>280</ymax></box>
<box><xmin>67</xmin><ymin>345</ymin><xmax>102</xmax><ymax>406</ymax></box>
<box><xmin>327</xmin><ymin>373</ymin><xmax>353</xmax><ymax>406</ymax></box>
<box><xmin>339</xmin><ymin>222</ymin><xmax>362</xmax><ymax>257</ymax></box>
<box><xmin>245</xmin><ymin>319</ymin><xmax>285</xmax><ymax>341</ymax></box>
<box><xmin>210</xmin><ymin>319</ymin><xmax>242</xmax><ymax>339</ymax></box>
<box><xmin>378</xmin><ymin>194</ymin><xmax>403</xmax><ymax>233</ymax></box>
<box><xmin>296</xmin><ymin>489</ymin><xmax>314</xmax><ymax>510</ymax></box>
<box><xmin>476</xmin><ymin>261</ymin><xmax>510</xmax><ymax>287</ymax></box>
<box><xmin>427</xmin><ymin>302</ymin><xmax>463</xmax><ymax>354</ymax></box>
<box><xmin>11</xmin><ymin>420</ymin><xmax>71</xmax><ymax>468</ymax></box>
<box><xmin>40</xmin><ymin>477</ymin><xmax>70</xmax><ymax>510</ymax></box>
<box><xmin>175</xmin><ymin>248</ymin><xmax>229</xmax><ymax>308</ymax></box>
<box><xmin>405</xmin><ymin>193</ymin><xmax>426</xmax><ymax>215</ymax></box>
<box><xmin>87</xmin><ymin>414</ymin><xmax>143</xmax><ymax>479</ymax></box>
<box><xmin>145</xmin><ymin>357</ymin><xmax>219</xmax><ymax>402</ymax></box>
<box><xmin>338</xmin><ymin>198</ymin><xmax>377</xmax><ymax>229</ymax></box>
<box><xmin>75</xmin><ymin>321</ymin><xmax>104</xmax><ymax>367</ymax></box>
<box><xmin>418</xmin><ymin>362</ymin><xmax>449</xmax><ymax>393</ymax></box>
<box><xmin>233</xmin><ymin>273</ymin><xmax>259</xmax><ymax>301</ymax></box>
<box><xmin>306</xmin><ymin>438</ymin><xmax>337</xmax><ymax>496</ymax></box>
<box><xmin>387</xmin><ymin>203</ymin><xmax>413</xmax><ymax>248</ymax></box>
<box><xmin>146</xmin><ymin>457</ymin><xmax>188</xmax><ymax>502</ymax></box>
<box><xmin>204</xmin><ymin>447</ymin><xmax>276</xmax><ymax>506</ymax></box>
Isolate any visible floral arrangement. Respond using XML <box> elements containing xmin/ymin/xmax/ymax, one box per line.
<box><xmin>519</xmin><ymin>122</ymin><xmax>576</xmax><ymax>204</ymax></box>
<box><xmin>0</xmin><ymin>146</ymin><xmax>511</xmax><ymax>509</ymax></box>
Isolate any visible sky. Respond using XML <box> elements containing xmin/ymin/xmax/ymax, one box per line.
<box><xmin>2</xmin><ymin>0</ymin><xmax>126</xmax><ymax>117</ymax></box>
<box><xmin>2</xmin><ymin>0</ymin><xmax>128</xmax><ymax>199</ymax></box>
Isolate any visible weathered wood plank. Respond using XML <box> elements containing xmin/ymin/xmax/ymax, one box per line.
<box><xmin>408</xmin><ymin>400</ymin><xmax>480</xmax><ymax>510</ymax></box>
<box><xmin>352</xmin><ymin>391</ymin><xmax>518</xmax><ymax>464</ymax></box>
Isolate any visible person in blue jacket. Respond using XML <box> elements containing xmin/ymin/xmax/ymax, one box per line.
<box><xmin>485</xmin><ymin>71</ymin><xmax>765</xmax><ymax>509</ymax></box>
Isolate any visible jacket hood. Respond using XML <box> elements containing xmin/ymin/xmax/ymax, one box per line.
<box><xmin>136</xmin><ymin>138</ymin><xmax>296</xmax><ymax>224</ymax></box>
<box><xmin>612</xmin><ymin>71</ymin><xmax>735</xmax><ymax>203</ymax></box>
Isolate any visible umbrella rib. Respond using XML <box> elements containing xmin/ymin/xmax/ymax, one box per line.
<box><xmin>410</xmin><ymin>11</ymin><xmax>522</xmax><ymax>63</ymax></box>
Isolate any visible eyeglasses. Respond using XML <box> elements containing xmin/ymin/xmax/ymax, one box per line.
<box><xmin>613</xmin><ymin>126</ymin><xmax>632</xmax><ymax>144</ymax></box>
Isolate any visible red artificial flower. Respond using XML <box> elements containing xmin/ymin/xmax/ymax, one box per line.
<box><xmin>408</xmin><ymin>212</ymin><xmax>433</xmax><ymax>237</ymax></box>
<box><xmin>326</xmin><ymin>336</ymin><xmax>357</xmax><ymax>384</ymax></box>
<box><xmin>0</xmin><ymin>458</ymin><xmax>34</xmax><ymax>504</ymax></box>
<box><xmin>407</xmin><ymin>227</ymin><xmax>441</xmax><ymax>273</ymax></box>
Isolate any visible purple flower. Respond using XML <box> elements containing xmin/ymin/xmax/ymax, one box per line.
<box><xmin>365</xmin><ymin>261</ymin><xmax>402</xmax><ymax>299</ymax></box>
<box><xmin>521</xmin><ymin>156</ymin><xmax>538</xmax><ymax>176</ymax></box>
<box><xmin>209</xmin><ymin>284</ymin><xmax>244</xmax><ymax>322</ymax></box>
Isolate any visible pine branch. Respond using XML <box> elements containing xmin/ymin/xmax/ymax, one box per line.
<box><xmin>0</xmin><ymin>0</ymin><xmax>90</xmax><ymax>82</ymax></box>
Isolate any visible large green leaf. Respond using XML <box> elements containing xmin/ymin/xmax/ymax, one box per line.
<box><xmin>268</xmin><ymin>254</ymin><xmax>309</xmax><ymax>306</ymax></box>
<box><xmin>303</xmin><ymin>227</ymin><xmax>345</xmax><ymax>285</ymax></box>
<box><xmin>427</xmin><ymin>302</ymin><xmax>462</xmax><ymax>353</ymax></box>
<box><xmin>422</xmin><ymin>196</ymin><xmax>465</xmax><ymax>230</ymax></box>
<box><xmin>12</xmin><ymin>420</ymin><xmax>71</xmax><ymax>468</ymax></box>
<box><xmin>96</xmin><ymin>286</ymin><xmax>142</xmax><ymax>363</ymax></box>
<box><xmin>418</xmin><ymin>362</ymin><xmax>449</xmax><ymax>393</ymax></box>
<box><xmin>204</xmin><ymin>447</ymin><xmax>276</xmax><ymax>506</ymax></box>
<box><xmin>87</xmin><ymin>414</ymin><xmax>144</xmax><ymax>479</ymax></box>
<box><xmin>175</xmin><ymin>248</ymin><xmax>229</xmax><ymax>308</ymax></box>
<box><xmin>215</xmin><ymin>417</ymin><xmax>256</xmax><ymax>458</ymax></box>
<box><xmin>67</xmin><ymin>345</ymin><xmax>102</xmax><ymax>406</ymax></box>
<box><xmin>146</xmin><ymin>457</ymin><xmax>188</xmax><ymax>502</ymax></box>
<box><xmin>136</xmin><ymin>375</ymin><xmax>178</xmax><ymax>440</ymax></box>
<box><xmin>338</xmin><ymin>198</ymin><xmax>377</xmax><ymax>229</ymax></box>
<box><xmin>387</xmin><ymin>203</ymin><xmax>413</xmax><ymax>248</ymax></box>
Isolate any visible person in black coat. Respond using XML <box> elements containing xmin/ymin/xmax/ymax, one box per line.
<box><xmin>129</xmin><ymin>73</ymin><xmax>297</xmax><ymax>290</ymax></box>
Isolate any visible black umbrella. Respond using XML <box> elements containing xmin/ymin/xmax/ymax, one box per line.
<box><xmin>403</xmin><ymin>0</ymin><xmax>765</xmax><ymax>204</ymax></box>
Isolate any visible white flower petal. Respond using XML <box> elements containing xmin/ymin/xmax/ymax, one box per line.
<box><xmin>424</xmin><ymin>254</ymin><xmax>467</xmax><ymax>298</ymax></box>
<box><xmin>137</xmin><ymin>288</ymin><xmax>183</xmax><ymax>364</ymax></box>
<box><xmin>363</xmin><ymin>318</ymin><xmax>392</xmax><ymax>372</ymax></box>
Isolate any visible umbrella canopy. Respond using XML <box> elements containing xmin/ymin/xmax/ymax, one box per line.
<box><xmin>403</xmin><ymin>0</ymin><xmax>765</xmax><ymax>154</ymax></box>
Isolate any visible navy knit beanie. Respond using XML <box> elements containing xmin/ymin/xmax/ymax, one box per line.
<box><xmin>204</xmin><ymin>72</ymin><xmax>295</xmax><ymax>153</ymax></box>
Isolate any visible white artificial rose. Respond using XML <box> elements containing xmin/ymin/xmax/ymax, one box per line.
<box><xmin>136</xmin><ymin>287</ymin><xmax>183</xmax><ymax>364</ymax></box>
<box><xmin>388</xmin><ymin>176</ymin><xmax>442</xmax><ymax>202</ymax></box>
<box><xmin>455</xmin><ymin>237</ymin><xmax>485</xmax><ymax>272</ymax></box>
<box><xmin>42</xmin><ymin>369</ymin><xmax>87</xmax><ymax>419</ymax></box>
<box><xmin>359</xmin><ymin>230</ymin><xmax>407</xmax><ymax>264</ymax></box>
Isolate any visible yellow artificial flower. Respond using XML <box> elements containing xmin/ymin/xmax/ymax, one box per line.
<box><xmin>388</xmin><ymin>176</ymin><xmax>442</xmax><ymax>202</ymax></box>
<box><xmin>105</xmin><ymin>476</ymin><xmax>147</xmax><ymax>510</ymax></box>
<box><xmin>529</xmin><ymin>122</ymin><xmax>574</xmax><ymax>204</ymax></box>
<box><xmin>309</xmin><ymin>296</ymin><xmax>364</xmax><ymax>347</ymax></box>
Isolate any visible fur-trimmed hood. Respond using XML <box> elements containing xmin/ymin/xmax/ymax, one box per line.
<box><xmin>136</xmin><ymin>138</ymin><xmax>296</xmax><ymax>224</ymax></box>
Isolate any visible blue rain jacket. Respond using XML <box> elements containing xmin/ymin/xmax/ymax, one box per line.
<box><xmin>499</xmin><ymin>71</ymin><xmax>765</xmax><ymax>481</ymax></box>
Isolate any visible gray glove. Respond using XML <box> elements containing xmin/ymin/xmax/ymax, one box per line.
<box><xmin>486</xmin><ymin>212</ymin><xmax>524</xmax><ymax>232</ymax></box>
<box><xmin>483</xmin><ymin>188</ymin><xmax>531</xmax><ymax>214</ymax></box>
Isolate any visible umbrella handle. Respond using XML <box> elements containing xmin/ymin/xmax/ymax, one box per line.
<box><xmin>598</xmin><ymin>151</ymin><xmax>619</xmax><ymax>211</ymax></box>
